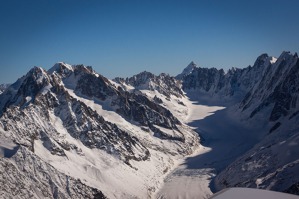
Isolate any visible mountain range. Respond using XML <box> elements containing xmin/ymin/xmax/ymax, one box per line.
<box><xmin>0</xmin><ymin>51</ymin><xmax>298</xmax><ymax>198</ymax></box>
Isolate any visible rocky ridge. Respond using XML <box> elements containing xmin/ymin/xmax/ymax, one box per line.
<box><xmin>0</xmin><ymin>63</ymin><xmax>199</xmax><ymax>198</ymax></box>
<box><xmin>114</xmin><ymin>71</ymin><xmax>184</xmax><ymax>98</ymax></box>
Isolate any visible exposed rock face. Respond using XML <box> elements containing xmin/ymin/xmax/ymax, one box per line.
<box><xmin>114</xmin><ymin>91</ymin><xmax>181</xmax><ymax>128</ymax></box>
<box><xmin>75</xmin><ymin>70</ymin><xmax>117</xmax><ymax>101</ymax></box>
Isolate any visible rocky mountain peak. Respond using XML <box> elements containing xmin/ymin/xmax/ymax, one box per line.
<box><xmin>114</xmin><ymin>71</ymin><xmax>184</xmax><ymax>98</ymax></box>
<box><xmin>16</xmin><ymin>67</ymin><xmax>52</xmax><ymax>99</ymax></box>
<box><xmin>277</xmin><ymin>51</ymin><xmax>297</xmax><ymax>64</ymax></box>
<box><xmin>73</xmin><ymin>64</ymin><xmax>95</xmax><ymax>76</ymax></box>
<box><xmin>253</xmin><ymin>53</ymin><xmax>269</xmax><ymax>67</ymax></box>
<box><xmin>176</xmin><ymin>61</ymin><xmax>197</xmax><ymax>80</ymax></box>
<box><xmin>48</xmin><ymin>63</ymin><xmax>97</xmax><ymax>80</ymax></box>
<box><xmin>128</xmin><ymin>71</ymin><xmax>155</xmax><ymax>86</ymax></box>
<box><xmin>27</xmin><ymin>66</ymin><xmax>49</xmax><ymax>82</ymax></box>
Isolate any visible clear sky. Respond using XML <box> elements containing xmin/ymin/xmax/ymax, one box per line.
<box><xmin>1</xmin><ymin>0</ymin><xmax>299</xmax><ymax>83</ymax></box>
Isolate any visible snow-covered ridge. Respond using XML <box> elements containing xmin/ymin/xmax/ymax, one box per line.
<box><xmin>0</xmin><ymin>62</ymin><xmax>199</xmax><ymax>198</ymax></box>
<box><xmin>114</xmin><ymin>70</ymin><xmax>184</xmax><ymax>98</ymax></box>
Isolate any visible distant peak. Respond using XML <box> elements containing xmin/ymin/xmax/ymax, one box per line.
<box><xmin>176</xmin><ymin>61</ymin><xmax>197</xmax><ymax>80</ymax></box>
<box><xmin>280</xmin><ymin>51</ymin><xmax>295</xmax><ymax>59</ymax></box>
<box><xmin>132</xmin><ymin>71</ymin><xmax>155</xmax><ymax>79</ymax></box>
<box><xmin>257</xmin><ymin>53</ymin><xmax>269</xmax><ymax>61</ymax></box>
<box><xmin>253</xmin><ymin>53</ymin><xmax>269</xmax><ymax>67</ymax></box>
<box><xmin>139</xmin><ymin>70</ymin><xmax>153</xmax><ymax>75</ymax></box>
<box><xmin>189</xmin><ymin>61</ymin><xmax>197</xmax><ymax>66</ymax></box>
<box><xmin>185</xmin><ymin>61</ymin><xmax>197</xmax><ymax>71</ymax></box>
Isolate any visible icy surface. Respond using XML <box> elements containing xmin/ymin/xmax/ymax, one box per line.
<box><xmin>156</xmin><ymin>99</ymin><xmax>264</xmax><ymax>199</ymax></box>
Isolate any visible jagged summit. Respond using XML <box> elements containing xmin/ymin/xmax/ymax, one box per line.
<box><xmin>48</xmin><ymin>62</ymin><xmax>97</xmax><ymax>78</ymax></box>
<box><xmin>176</xmin><ymin>61</ymin><xmax>197</xmax><ymax>80</ymax></box>
<box><xmin>125</xmin><ymin>71</ymin><xmax>155</xmax><ymax>86</ymax></box>
<box><xmin>27</xmin><ymin>66</ymin><xmax>50</xmax><ymax>83</ymax></box>
<box><xmin>254</xmin><ymin>53</ymin><xmax>269</xmax><ymax>62</ymax></box>
<box><xmin>178</xmin><ymin>52</ymin><xmax>298</xmax><ymax>103</ymax></box>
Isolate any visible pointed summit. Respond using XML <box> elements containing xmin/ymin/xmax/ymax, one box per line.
<box><xmin>253</xmin><ymin>53</ymin><xmax>269</xmax><ymax>67</ymax></box>
<box><xmin>176</xmin><ymin>61</ymin><xmax>197</xmax><ymax>80</ymax></box>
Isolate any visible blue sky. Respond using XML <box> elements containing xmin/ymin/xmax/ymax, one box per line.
<box><xmin>1</xmin><ymin>0</ymin><xmax>299</xmax><ymax>83</ymax></box>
